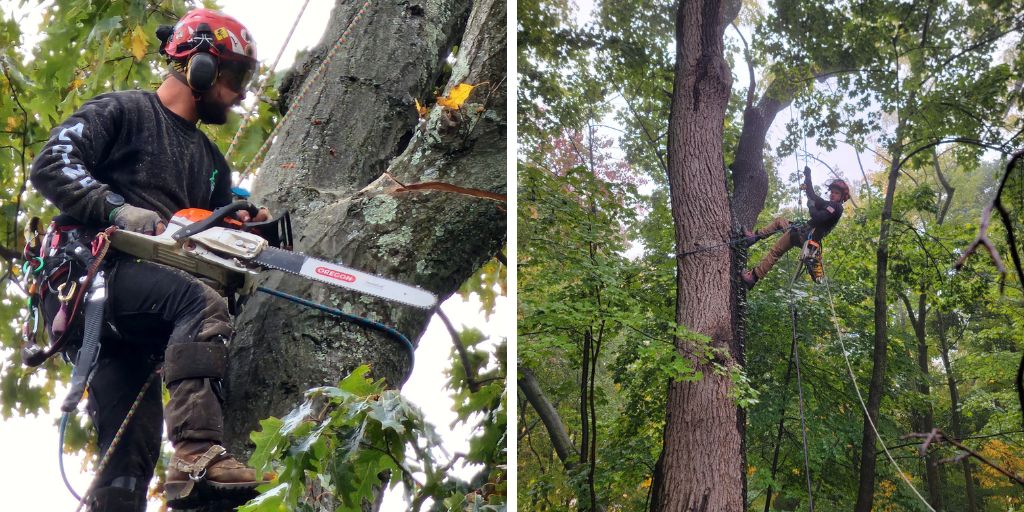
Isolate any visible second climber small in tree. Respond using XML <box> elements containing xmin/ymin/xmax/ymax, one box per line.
<box><xmin>741</xmin><ymin>166</ymin><xmax>850</xmax><ymax>289</ymax></box>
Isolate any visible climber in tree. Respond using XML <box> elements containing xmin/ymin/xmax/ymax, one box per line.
<box><xmin>30</xmin><ymin>9</ymin><xmax>271</xmax><ymax>511</ymax></box>
<box><xmin>741</xmin><ymin>166</ymin><xmax>850</xmax><ymax>288</ymax></box>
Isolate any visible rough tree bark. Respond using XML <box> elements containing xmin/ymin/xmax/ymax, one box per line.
<box><xmin>219</xmin><ymin>0</ymin><xmax>506</xmax><ymax>473</ymax></box>
<box><xmin>650</xmin><ymin>0</ymin><xmax>743</xmax><ymax>510</ymax></box>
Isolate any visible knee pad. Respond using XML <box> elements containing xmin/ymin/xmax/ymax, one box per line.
<box><xmin>163</xmin><ymin>342</ymin><xmax>227</xmax><ymax>385</ymax></box>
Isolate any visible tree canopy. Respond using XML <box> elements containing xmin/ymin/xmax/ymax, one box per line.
<box><xmin>519</xmin><ymin>0</ymin><xmax>1024</xmax><ymax>509</ymax></box>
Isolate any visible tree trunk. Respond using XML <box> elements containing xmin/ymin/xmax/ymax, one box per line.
<box><xmin>220</xmin><ymin>0</ymin><xmax>506</xmax><ymax>463</ymax></box>
<box><xmin>937</xmin><ymin>313</ymin><xmax>979</xmax><ymax>512</ymax></box>
<box><xmin>730</xmin><ymin>93</ymin><xmax>790</xmax><ymax>229</ymax></box>
<box><xmin>651</xmin><ymin>0</ymin><xmax>743</xmax><ymax>510</ymax></box>
<box><xmin>854</xmin><ymin>134</ymin><xmax>904</xmax><ymax>512</ymax></box>
<box><xmin>901</xmin><ymin>290</ymin><xmax>944</xmax><ymax>510</ymax></box>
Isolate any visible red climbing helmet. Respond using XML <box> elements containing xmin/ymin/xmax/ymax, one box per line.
<box><xmin>163</xmin><ymin>9</ymin><xmax>256</xmax><ymax>63</ymax></box>
<box><xmin>828</xmin><ymin>179</ymin><xmax>850</xmax><ymax>202</ymax></box>
<box><xmin>157</xmin><ymin>9</ymin><xmax>257</xmax><ymax>92</ymax></box>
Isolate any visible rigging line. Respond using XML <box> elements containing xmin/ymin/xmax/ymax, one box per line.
<box><xmin>676</xmin><ymin>226</ymin><xmax>786</xmax><ymax>258</ymax></box>
<box><xmin>818</xmin><ymin>256</ymin><xmax>937</xmax><ymax>512</ymax></box>
<box><xmin>226</xmin><ymin>0</ymin><xmax>312</xmax><ymax>164</ymax></box>
<box><xmin>72</xmin><ymin>372</ymin><xmax>157</xmax><ymax>511</ymax></box>
<box><xmin>241</xmin><ymin>0</ymin><xmax>374</xmax><ymax>179</ymax></box>
<box><xmin>789</xmin><ymin>301</ymin><xmax>815</xmax><ymax>511</ymax></box>
<box><xmin>791</xmin><ymin>105</ymin><xmax>802</xmax><ymax>207</ymax></box>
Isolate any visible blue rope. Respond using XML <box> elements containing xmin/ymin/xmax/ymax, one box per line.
<box><xmin>256</xmin><ymin>286</ymin><xmax>416</xmax><ymax>372</ymax></box>
<box><xmin>59</xmin><ymin>412</ymin><xmax>82</xmax><ymax>501</ymax></box>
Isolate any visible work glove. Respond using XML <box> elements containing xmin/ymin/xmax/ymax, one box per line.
<box><xmin>236</xmin><ymin>206</ymin><xmax>271</xmax><ymax>223</ymax></box>
<box><xmin>111</xmin><ymin>204</ymin><xmax>164</xmax><ymax>235</ymax></box>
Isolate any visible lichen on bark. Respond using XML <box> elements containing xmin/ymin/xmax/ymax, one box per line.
<box><xmin>219</xmin><ymin>0</ymin><xmax>507</xmax><ymax>485</ymax></box>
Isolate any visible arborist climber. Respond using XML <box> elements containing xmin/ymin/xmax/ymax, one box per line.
<box><xmin>741</xmin><ymin>166</ymin><xmax>850</xmax><ymax>288</ymax></box>
<box><xmin>30</xmin><ymin>9</ymin><xmax>271</xmax><ymax>511</ymax></box>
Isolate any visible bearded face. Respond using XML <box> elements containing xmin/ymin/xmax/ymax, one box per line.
<box><xmin>195</xmin><ymin>88</ymin><xmax>232</xmax><ymax>124</ymax></box>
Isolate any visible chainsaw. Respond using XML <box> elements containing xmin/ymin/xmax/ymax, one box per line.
<box><xmin>109</xmin><ymin>200</ymin><xmax>438</xmax><ymax>309</ymax></box>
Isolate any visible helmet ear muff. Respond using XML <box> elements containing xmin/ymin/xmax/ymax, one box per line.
<box><xmin>186</xmin><ymin>52</ymin><xmax>218</xmax><ymax>92</ymax></box>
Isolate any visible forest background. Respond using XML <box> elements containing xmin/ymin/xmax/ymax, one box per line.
<box><xmin>0</xmin><ymin>0</ymin><xmax>508</xmax><ymax>511</ymax></box>
<box><xmin>519</xmin><ymin>0</ymin><xmax>1024</xmax><ymax>510</ymax></box>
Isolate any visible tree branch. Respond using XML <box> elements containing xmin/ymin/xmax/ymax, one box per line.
<box><xmin>436</xmin><ymin>308</ymin><xmax>482</xmax><ymax>393</ymax></box>
<box><xmin>518</xmin><ymin>366</ymin><xmax>578</xmax><ymax>467</ymax></box>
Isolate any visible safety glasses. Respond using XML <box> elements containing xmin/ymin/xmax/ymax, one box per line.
<box><xmin>220</xmin><ymin>59</ymin><xmax>257</xmax><ymax>94</ymax></box>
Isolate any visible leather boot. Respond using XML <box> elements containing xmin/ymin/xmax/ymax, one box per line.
<box><xmin>165</xmin><ymin>441</ymin><xmax>269</xmax><ymax>509</ymax></box>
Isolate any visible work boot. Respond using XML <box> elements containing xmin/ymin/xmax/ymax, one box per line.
<box><xmin>741</xmin><ymin>228</ymin><xmax>762</xmax><ymax>246</ymax></box>
<box><xmin>741</xmin><ymin>270</ymin><xmax>758</xmax><ymax>289</ymax></box>
<box><xmin>165</xmin><ymin>441</ymin><xmax>269</xmax><ymax>509</ymax></box>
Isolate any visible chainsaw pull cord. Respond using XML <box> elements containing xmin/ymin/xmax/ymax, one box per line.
<box><xmin>256</xmin><ymin>286</ymin><xmax>416</xmax><ymax>379</ymax></box>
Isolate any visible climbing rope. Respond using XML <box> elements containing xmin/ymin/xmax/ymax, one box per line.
<box><xmin>68</xmin><ymin>371</ymin><xmax>157</xmax><ymax>511</ymax></box>
<box><xmin>225</xmin><ymin>0</ymin><xmax>312</xmax><ymax>163</ymax></box>
<box><xmin>677</xmin><ymin>226</ymin><xmax>788</xmax><ymax>258</ymax></box>
<box><xmin>789</xmin><ymin>301</ymin><xmax>814</xmax><ymax>511</ymax></box>
<box><xmin>240</xmin><ymin>0</ymin><xmax>374</xmax><ymax>180</ymax></box>
<box><xmin>818</xmin><ymin>256</ymin><xmax>937</xmax><ymax>512</ymax></box>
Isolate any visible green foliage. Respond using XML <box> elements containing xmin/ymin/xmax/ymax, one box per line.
<box><xmin>243</xmin><ymin>364</ymin><xmax>506</xmax><ymax>512</ymax></box>
<box><xmin>521</xmin><ymin>0</ymin><xmax>1024</xmax><ymax>509</ymax></box>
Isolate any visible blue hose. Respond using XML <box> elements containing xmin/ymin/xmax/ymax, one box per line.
<box><xmin>256</xmin><ymin>286</ymin><xmax>416</xmax><ymax>374</ymax></box>
<box><xmin>59</xmin><ymin>412</ymin><xmax>82</xmax><ymax>501</ymax></box>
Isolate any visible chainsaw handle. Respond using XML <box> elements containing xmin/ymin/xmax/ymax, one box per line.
<box><xmin>172</xmin><ymin>200</ymin><xmax>258</xmax><ymax>241</ymax></box>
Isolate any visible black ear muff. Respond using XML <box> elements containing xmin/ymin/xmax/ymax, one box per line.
<box><xmin>186</xmin><ymin>53</ymin><xmax>218</xmax><ymax>92</ymax></box>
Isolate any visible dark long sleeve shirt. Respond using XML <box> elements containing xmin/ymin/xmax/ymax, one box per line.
<box><xmin>30</xmin><ymin>91</ymin><xmax>232</xmax><ymax>227</ymax></box>
<box><xmin>803</xmin><ymin>174</ymin><xmax>843</xmax><ymax>242</ymax></box>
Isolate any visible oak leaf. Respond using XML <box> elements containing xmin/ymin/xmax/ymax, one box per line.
<box><xmin>436</xmin><ymin>83</ymin><xmax>479</xmax><ymax>110</ymax></box>
<box><xmin>130</xmin><ymin>25</ymin><xmax>147</xmax><ymax>61</ymax></box>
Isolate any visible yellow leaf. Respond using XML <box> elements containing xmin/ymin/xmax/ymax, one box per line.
<box><xmin>436</xmin><ymin>83</ymin><xmax>480</xmax><ymax>110</ymax></box>
<box><xmin>6</xmin><ymin>116</ymin><xmax>17</xmax><ymax>131</ymax></box>
<box><xmin>640</xmin><ymin>477</ymin><xmax>652</xmax><ymax>489</ymax></box>
<box><xmin>130</xmin><ymin>25</ymin><xmax>148</xmax><ymax>62</ymax></box>
<box><xmin>415</xmin><ymin>98</ymin><xmax>428</xmax><ymax>117</ymax></box>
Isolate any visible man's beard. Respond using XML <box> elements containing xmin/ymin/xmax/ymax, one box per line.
<box><xmin>196</xmin><ymin>92</ymin><xmax>231</xmax><ymax>124</ymax></box>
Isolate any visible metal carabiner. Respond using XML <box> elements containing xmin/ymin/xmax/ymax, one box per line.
<box><xmin>57</xmin><ymin>282</ymin><xmax>78</xmax><ymax>303</ymax></box>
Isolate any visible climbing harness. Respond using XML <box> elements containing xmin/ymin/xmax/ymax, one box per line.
<box><xmin>46</xmin><ymin>202</ymin><xmax>426</xmax><ymax>505</ymax></box>
<box><xmin>799</xmin><ymin>238</ymin><xmax>824</xmax><ymax>283</ymax></box>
